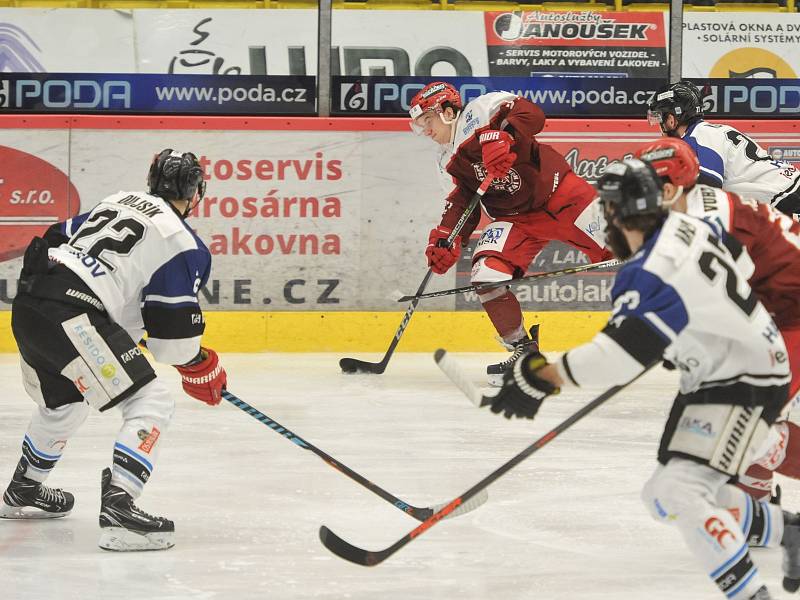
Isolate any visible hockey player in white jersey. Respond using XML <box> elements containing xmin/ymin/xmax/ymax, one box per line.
<box><xmin>0</xmin><ymin>149</ymin><xmax>227</xmax><ymax>552</ymax></box>
<box><xmin>484</xmin><ymin>158</ymin><xmax>799</xmax><ymax>598</ymax></box>
<box><xmin>646</xmin><ymin>80</ymin><xmax>800</xmax><ymax>217</ymax></box>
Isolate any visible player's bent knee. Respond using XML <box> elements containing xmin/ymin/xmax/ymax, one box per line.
<box><xmin>471</xmin><ymin>256</ymin><xmax>515</xmax><ymax>285</ymax></box>
<box><xmin>641</xmin><ymin>459</ymin><xmax>725</xmax><ymax>524</ymax></box>
<box><xmin>118</xmin><ymin>379</ymin><xmax>175</xmax><ymax>426</ymax></box>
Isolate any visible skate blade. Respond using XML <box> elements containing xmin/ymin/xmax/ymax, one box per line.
<box><xmin>99</xmin><ymin>526</ymin><xmax>174</xmax><ymax>551</ymax></box>
<box><xmin>0</xmin><ymin>502</ymin><xmax>70</xmax><ymax>519</ymax></box>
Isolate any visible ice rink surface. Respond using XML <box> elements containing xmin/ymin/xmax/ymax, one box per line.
<box><xmin>0</xmin><ymin>352</ymin><xmax>795</xmax><ymax>600</ymax></box>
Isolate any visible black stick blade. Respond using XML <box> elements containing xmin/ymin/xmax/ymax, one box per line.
<box><xmin>395</xmin><ymin>294</ymin><xmax>414</xmax><ymax>303</ymax></box>
<box><xmin>319</xmin><ymin>526</ymin><xmax>386</xmax><ymax>566</ymax></box>
<box><xmin>339</xmin><ymin>357</ymin><xmax>385</xmax><ymax>374</ymax></box>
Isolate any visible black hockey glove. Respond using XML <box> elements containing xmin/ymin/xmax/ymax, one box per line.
<box><xmin>481</xmin><ymin>352</ymin><xmax>559</xmax><ymax>420</ymax></box>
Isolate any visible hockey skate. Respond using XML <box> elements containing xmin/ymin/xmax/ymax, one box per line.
<box><xmin>782</xmin><ymin>511</ymin><xmax>800</xmax><ymax>592</ymax></box>
<box><xmin>98</xmin><ymin>468</ymin><xmax>174</xmax><ymax>551</ymax></box>
<box><xmin>0</xmin><ymin>457</ymin><xmax>74</xmax><ymax>519</ymax></box>
<box><xmin>487</xmin><ymin>324</ymin><xmax>540</xmax><ymax>387</ymax></box>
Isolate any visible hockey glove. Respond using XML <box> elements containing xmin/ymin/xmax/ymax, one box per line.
<box><xmin>482</xmin><ymin>352</ymin><xmax>559</xmax><ymax>420</ymax></box>
<box><xmin>479</xmin><ymin>130</ymin><xmax>517</xmax><ymax>180</ymax></box>
<box><xmin>426</xmin><ymin>226</ymin><xmax>461</xmax><ymax>274</ymax></box>
<box><xmin>175</xmin><ymin>347</ymin><xmax>227</xmax><ymax>406</ymax></box>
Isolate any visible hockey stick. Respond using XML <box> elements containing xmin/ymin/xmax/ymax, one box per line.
<box><xmin>221</xmin><ymin>390</ymin><xmax>488</xmax><ymax>522</ymax></box>
<box><xmin>318</xmin><ymin>351</ymin><xmax>654</xmax><ymax>566</ymax></box>
<box><xmin>394</xmin><ymin>258</ymin><xmax>621</xmax><ymax>303</ymax></box>
<box><xmin>433</xmin><ymin>349</ymin><xmax>484</xmax><ymax>408</ymax></box>
<box><xmin>339</xmin><ymin>174</ymin><xmax>493</xmax><ymax>375</ymax></box>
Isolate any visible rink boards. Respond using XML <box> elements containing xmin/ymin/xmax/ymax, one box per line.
<box><xmin>0</xmin><ymin>115</ymin><xmax>798</xmax><ymax>352</ymax></box>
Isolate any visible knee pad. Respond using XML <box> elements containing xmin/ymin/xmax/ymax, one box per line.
<box><xmin>472</xmin><ymin>256</ymin><xmax>515</xmax><ymax>302</ymax></box>
<box><xmin>117</xmin><ymin>378</ymin><xmax>175</xmax><ymax>428</ymax></box>
<box><xmin>30</xmin><ymin>402</ymin><xmax>91</xmax><ymax>439</ymax></box>
<box><xmin>641</xmin><ymin>458</ymin><xmax>728</xmax><ymax>524</ymax></box>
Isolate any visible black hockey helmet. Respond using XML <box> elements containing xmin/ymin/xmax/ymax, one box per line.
<box><xmin>646</xmin><ymin>81</ymin><xmax>704</xmax><ymax>133</ymax></box>
<box><xmin>597</xmin><ymin>158</ymin><xmax>664</xmax><ymax>220</ymax></box>
<box><xmin>147</xmin><ymin>149</ymin><xmax>206</xmax><ymax>203</ymax></box>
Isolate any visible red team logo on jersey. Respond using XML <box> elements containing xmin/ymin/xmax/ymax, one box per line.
<box><xmin>473</xmin><ymin>163</ymin><xmax>522</xmax><ymax>194</ymax></box>
<box><xmin>0</xmin><ymin>145</ymin><xmax>80</xmax><ymax>263</ymax></box>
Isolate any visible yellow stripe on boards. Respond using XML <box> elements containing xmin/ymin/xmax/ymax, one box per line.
<box><xmin>0</xmin><ymin>311</ymin><xmax>609</xmax><ymax>353</ymax></box>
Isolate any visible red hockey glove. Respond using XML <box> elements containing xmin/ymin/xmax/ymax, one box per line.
<box><xmin>482</xmin><ymin>352</ymin><xmax>559</xmax><ymax>419</ymax></box>
<box><xmin>175</xmin><ymin>347</ymin><xmax>227</xmax><ymax>406</ymax></box>
<box><xmin>479</xmin><ymin>130</ymin><xmax>517</xmax><ymax>180</ymax></box>
<box><xmin>425</xmin><ymin>226</ymin><xmax>461</xmax><ymax>274</ymax></box>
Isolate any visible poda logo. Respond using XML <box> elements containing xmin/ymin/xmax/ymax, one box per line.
<box><xmin>0</xmin><ymin>145</ymin><xmax>80</xmax><ymax>262</ymax></box>
<box><xmin>710</xmin><ymin>48</ymin><xmax>797</xmax><ymax>79</ymax></box>
<box><xmin>340</xmin><ymin>82</ymin><xmax>367</xmax><ymax>111</ymax></box>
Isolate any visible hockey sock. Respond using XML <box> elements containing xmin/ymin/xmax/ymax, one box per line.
<box><xmin>737</xmin><ymin>421</ymin><xmax>797</xmax><ymax>500</ymax></box>
<box><xmin>776</xmin><ymin>422</ymin><xmax>800</xmax><ymax>479</ymax></box>
<box><xmin>716</xmin><ymin>484</ymin><xmax>783</xmax><ymax>548</ymax></box>
<box><xmin>21</xmin><ymin>403</ymin><xmax>89</xmax><ymax>482</ymax></box>
<box><xmin>110</xmin><ymin>380</ymin><xmax>172</xmax><ymax>498</ymax></box>
<box><xmin>479</xmin><ymin>289</ymin><xmax>525</xmax><ymax>342</ymax></box>
<box><xmin>675</xmin><ymin>505</ymin><xmax>765</xmax><ymax>600</ymax></box>
<box><xmin>737</xmin><ymin>464</ymin><xmax>773</xmax><ymax>501</ymax></box>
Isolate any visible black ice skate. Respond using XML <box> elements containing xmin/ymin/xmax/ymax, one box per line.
<box><xmin>782</xmin><ymin>511</ymin><xmax>800</xmax><ymax>592</ymax></box>
<box><xmin>487</xmin><ymin>324</ymin><xmax>540</xmax><ymax>387</ymax></box>
<box><xmin>0</xmin><ymin>457</ymin><xmax>74</xmax><ymax>519</ymax></box>
<box><xmin>98</xmin><ymin>467</ymin><xmax>174</xmax><ymax>551</ymax></box>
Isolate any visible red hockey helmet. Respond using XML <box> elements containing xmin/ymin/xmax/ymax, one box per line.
<box><xmin>409</xmin><ymin>81</ymin><xmax>462</xmax><ymax>120</ymax></box>
<box><xmin>633</xmin><ymin>137</ymin><xmax>700</xmax><ymax>189</ymax></box>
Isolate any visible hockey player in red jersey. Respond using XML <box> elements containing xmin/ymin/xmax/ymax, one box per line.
<box><xmin>633</xmin><ymin>138</ymin><xmax>800</xmax><ymax>540</ymax></box>
<box><xmin>410</xmin><ymin>82</ymin><xmax>612</xmax><ymax>384</ymax></box>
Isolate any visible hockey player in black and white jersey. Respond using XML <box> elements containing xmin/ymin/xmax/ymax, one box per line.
<box><xmin>646</xmin><ymin>80</ymin><xmax>800</xmax><ymax>217</ymax></box>
<box><xmin>0</xmin><ymin>149</ymin><xmax>228</xmax><ymax>552</ymax></box>
<box><xmin>484</xmin><ymin>159</ymin><xmax>800</xmax><ymax>599</ymax></box>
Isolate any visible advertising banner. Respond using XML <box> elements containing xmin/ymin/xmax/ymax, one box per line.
<box><xmin>334</xmin><ymin>76</ymin><xmax>800</xmax><ymax>120</ymax></box>
<box><xmin>134</xmin><ymin>9</ymin><xmax>318</xmax><ymax>76</ymax></box>
<box><xmin>1</xmin><ymin>118</ymin><xmax>799</xmax><ymax>312</ymax></box>
<box><xmin>334</xmin><ymin>76</ymin><xmax>660</xmax><ymax>117</ymax></box>
<box><xmin>6</xmin><ymin>8</ymin><xmax>670</xmax><ymax>79</ymax></box>
<box><xmin>0</xmin><ymin>73</ymin><xmax>315</xmax><ymax>114</ymax></box>
<box><xmin>693</xmin><ymin>79</ymin><xmax>800</xmax><ymax>118</ymax></box>
<box><xmin>484</xmin><ymin>11</ymin><xmax>667</xmax><ymax>78</ymax></box>
<box><xmin>0</xmin><ymin>126</ymin><xmax>446</xmax><ymax>312</ymax></box>
<box><xmin>0</xmin><ymin>9</ymin><xmax>134</xmax><ymax>72</ymax></box>
<box><xmin>682</xmin><ymin>12</ymin><xmax>800</xmax><ymax>79</ymax></box>
<box><xmin>135</xmin><ymin>9</ymin><xmax>488</xmax><ymax>77</ymax></box>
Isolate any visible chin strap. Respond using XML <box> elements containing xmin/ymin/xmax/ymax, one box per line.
<box><xmin>441</xmin><ymin>110</ymin><xmax>460</xmax><ymax>146</ymax></box>
<box><xmin>662</xmin><ymin>185</ymin><xmax>684</xmax><ymax>207</ymax></box>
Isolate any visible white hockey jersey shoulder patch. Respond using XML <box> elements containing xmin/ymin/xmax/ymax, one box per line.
<box><xmin>453</xmin><ymin>91</ymin><xmax>517</xmax><ymax>150</ymax></box>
